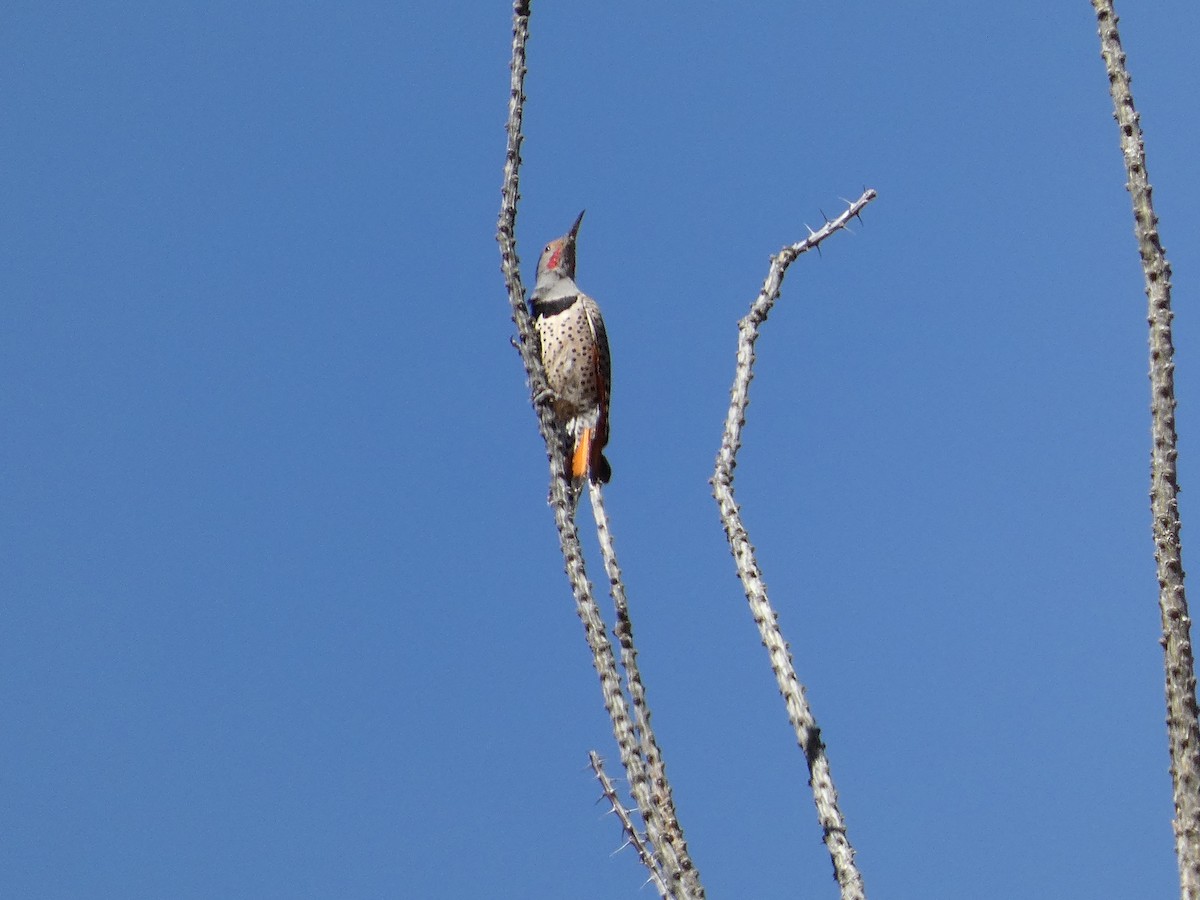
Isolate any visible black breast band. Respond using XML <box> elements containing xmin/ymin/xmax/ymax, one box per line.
<box><xmin>532</xmin><ymin>295</ymin><xmax>578</xmax><ymax>317</ymax></box>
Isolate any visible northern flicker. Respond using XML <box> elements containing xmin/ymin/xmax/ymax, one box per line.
<box><xmin>530</xmin><ymin>210</ymin><xmax>612</xmax><ymax>485</ymax></box>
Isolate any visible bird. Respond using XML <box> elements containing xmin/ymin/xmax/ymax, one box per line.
<box><xmin>530</xmin><ymin>210</ymin><xmax>612</xmax><ymax>486</ymax></box>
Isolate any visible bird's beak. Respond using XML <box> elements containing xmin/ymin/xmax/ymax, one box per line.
<box><xmin>569</xmin><ymin>209</ymin><xmax>585</xmax><ymax>241</ymax></box>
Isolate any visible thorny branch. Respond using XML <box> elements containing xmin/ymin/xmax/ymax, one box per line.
<box><xmin>589</xmin><ymin>752</ymin><xmax>670</xmax><ymax>899</ymax></box>
<box><xmin>711</xmin><ymin>189</ymin><xmax>877</xmax><ymax>900</ymax></box>
<box><xmin>588</xmin><ymin>481</ymin><xmax>701</xmax><ymax>895</ymax></box>
<box><xmin>1091</xmin><ymin>4</ymin><xmax>1200</xmax><ymax>897</ymax></box>
<box><xmin>495</xmin><ymin>2</ymin><xmax>701</xmax><ymax>896</ymax></box>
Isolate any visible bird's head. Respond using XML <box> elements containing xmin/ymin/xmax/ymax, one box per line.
<box><xmin>536</xmin><ymin>210</ymin><xmax>585</xmax><ymax>281</ymax></box>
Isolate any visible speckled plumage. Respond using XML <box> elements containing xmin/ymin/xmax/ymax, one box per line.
<box><xmin>530</xmin><ymin>211</ymin><xmax>611</xmax><ymax>484</ymax></box>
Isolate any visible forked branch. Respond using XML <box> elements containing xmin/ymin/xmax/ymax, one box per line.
<box><xmin>496</xmin><ymin>2</ymin><xmax>701</xmax><ymax>896</ymax></box>
<box><xmin>589</xmin><ymin>751</ymin><xmax>670</xmax><ymax>899</ymax></box>
<box><xmin>588</xmin><ymin>481</ymin><xmax>701</xmax><ymax>893</ymax></box>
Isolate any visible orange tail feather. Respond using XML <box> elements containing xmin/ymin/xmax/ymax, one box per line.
<box><xmin>572</xmin><ymin>428</ymin><xmax>592</xmax><ymax>481</ymax></box>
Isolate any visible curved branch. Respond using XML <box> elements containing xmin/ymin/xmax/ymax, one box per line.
<box><xmin>1091</xmin><ymin>4</ymin><xmax>1200</xmax><ymax>896</ymax></box>
<box><xmin>711</xmin><ymin>190</ymin><xmax>876</xmax><ymax>900</ymax></box>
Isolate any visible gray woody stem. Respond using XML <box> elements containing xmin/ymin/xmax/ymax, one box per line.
<box><xmin>496</xmin><ymin>3</ymin><xmax>701</xmax><ymax>896</ymax></box>
<box><xmin>712</xmin><ymin>190</ymin><xmax>876</xmax><ymax>900</ymax></box>
<box><xmin>589</xmin><ymin>752</ymin><xmax>671</xmax><ymax>899</ymax></box>
<box><xmin>1091</xmin><ymin>4</ymin><xmax>1200</xmax><ymax>896</ymax></box>
<box><xmin>588</xmin><ymin>480</ymin><xmax>703</xmax><ymax>898</ymax></box>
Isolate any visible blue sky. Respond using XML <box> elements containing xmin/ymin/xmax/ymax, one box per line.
<box><xmin>3</xmin><ymin>2</ymin><xmax>1198</xmax><ymax>897</ymax></box>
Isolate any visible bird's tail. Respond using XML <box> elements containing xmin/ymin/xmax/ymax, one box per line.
<box><xmin>572</xmin><ymin>426</ymin><xmax>611</xmax><ymax>485</ymax></box>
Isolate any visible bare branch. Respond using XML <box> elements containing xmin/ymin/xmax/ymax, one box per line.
<box><xmin>588</xmin><ymin>481</ymin><xmax>703</xmax><ymax>897</ymax></box>
<box><xmin>589</xmin><ymin>752</ymin><xmax>671</xmax><ymax>899</ymax></box>
<box><xmin>1090</xmin><ymin>4</ymin><xmax>1200</xmax><ymax>895</ymax></box>
<box><xmin>495</xmin><ymin>4</ymin><xmax>700</xmax><ymax>895</ymax></box>
<box><xmin>711</xmin><ymin>189</ymin><xmax>877</xmax><ymax>900</ymax></box>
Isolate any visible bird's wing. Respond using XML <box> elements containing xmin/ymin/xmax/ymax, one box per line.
<box><xmin>581</xmin><ymin>295</ymin><xmax>611</xmax><ymax>453</ymax></box>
